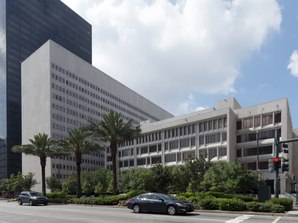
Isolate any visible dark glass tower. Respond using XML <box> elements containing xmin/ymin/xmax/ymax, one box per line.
<box><xmin>0</xmin><ymin>0</ymin><xmax>92</xmax><ymax>178</ymax></box>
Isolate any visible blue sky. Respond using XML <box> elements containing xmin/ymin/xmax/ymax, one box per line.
<box><xmin>62</xmin><ymin>0</ymin><xmax>298</xmax><ymax>128</ymax></box>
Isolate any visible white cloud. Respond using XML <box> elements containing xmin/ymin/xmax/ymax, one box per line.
<box><xmin>288</xmin><ymin>50</ymin><xmax>298</xmax><ymax>77</ymax></box>
<box><xmin>62</xmin><ymin>0</ymin><xmax>281</xmax><ymax>115</ymax></box>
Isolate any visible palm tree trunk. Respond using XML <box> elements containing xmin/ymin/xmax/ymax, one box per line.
<box><xmin>40</xmin><ymin>157</ymin><xmax>46</xmax><ymax>195</ymax></box>
<box><xmin>111</xmin><ymin>143</ymin><xmax>118</xmax><ymax>195</ymax></box>
<box><xmin>76</xmin><ymin>153</ymin><xmax>82</xmax><ymax>198</ymax></box>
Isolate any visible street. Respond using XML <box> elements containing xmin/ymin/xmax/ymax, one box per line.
<box><xmin>0</xmin><ymin>200</ymin><xmax>297</xmax><ymax>223</ymax></box>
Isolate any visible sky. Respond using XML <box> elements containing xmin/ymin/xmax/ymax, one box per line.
<box><xmin>61</xmin><ymin>0</ymin><xmax>298</xmax><ymax>128</ymax></box>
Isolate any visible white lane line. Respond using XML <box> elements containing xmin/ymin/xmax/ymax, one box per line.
<box><xmin>272</xmin><ymin>216</ymin><xmax>282</xmax><ymax>223</ymax></box>
<box><xmin>225</xmin><ymin>215</ymin><xmax>254</xmax><ymax>223</ymax></box>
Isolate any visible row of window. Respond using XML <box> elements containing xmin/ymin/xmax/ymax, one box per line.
<box><xmin>198</xmin><ymin>147</ymin><xmax>227</xmax><ymax>159</ymax></box>
<box><xmin>51</xmin><ymin>63</ymin><xmax>158</xmax><ymax>121</ymax></box>
<box><xmin>236</xmin><ymin>128</ymin><xmax>280</xmax><ymax>143</ymax></box>
<box><xmin>237</xmin><ymin>146</ymin><xmax>272</xmax><ymax>157</ymax></box>
<box><xmin>237</xmin><ymin>112</ymin><xmax>281</xmax><ymax>130</ymax></box>
<box><xmin>198</xmin><ymin>117</ymin><xmax>227</xmax><ymax>133</ymax></box>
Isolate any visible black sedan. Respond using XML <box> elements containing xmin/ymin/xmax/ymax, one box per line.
<box><xmin>127</xmin><ymin>193</ymin><xmax>194</xmax><ymax>215</ymax></box>
<box><xmin>18</xmin><ymin>191</ymin><xmax>48</xmax><ymax>206</ymax></box>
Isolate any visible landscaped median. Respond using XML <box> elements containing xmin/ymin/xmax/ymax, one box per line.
<box><xmin>46</xmin><ymin>191</ymin><xmax>293</xmax><ymax>214</ymax></box>
<box><xmin>175</xmin><ymin>192</ymin><xmax>293</xmax><ymax>213</ymax></box>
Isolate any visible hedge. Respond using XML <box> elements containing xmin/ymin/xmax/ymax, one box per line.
<box><xmin>217</xmin><ymin>198</ymin><xmax>246</xmax><ymax>211</ymax></box>
<box><xmin>268</xmin><ymin>198</ymin><xmax>293</xmax><ymax>211</ymax></box>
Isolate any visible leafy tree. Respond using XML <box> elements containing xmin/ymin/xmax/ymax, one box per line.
<box><xmin>46</xmin><ymin>176</ymin><xmax>62</xmax><ymax>192</ymax></box>
<box><xmin>168</xmin><ymin>165</ymin><xmax>189</xmax><ymax>193</ymax></box>
<box><xmin>149</xmin><ymin>163</ymin><xmax>173</xmax><ymax>193</ymax></box>
<box><xmin>185</xmin><ymin>156</ymin><xmax>210</xmax><ymax>192</ymax></box>
<box><xmin>58</xmin><ymin>127</ymin><xmax>101</xmax><ymax>198</ymax></box>
<box><xmin>22</xmin><ymin>172</ymin><xmax>38</xmax><ymax>191</ymax></box>
<box><xmin>121</xmin><ymin>168</ymin><xmax>147</xmax><ymax>193</ymax></box>
<box><xmin>87</xmin><ymin>111</ymin><xmax>140</xmax><ymax>195</ymax></box>
<box><xmin>0</xmin><ymin>173</ymin><xmax>37</xmax><ymax>195</ymax></box>
<box><xmin>201</xmin><ymin>161</ymin><xmax>258</xmax><ymax>194</ymax></box>
<box><xmin>12</xmin><ymin>133</ymin><xmax>65</xmax><ymax>195</ymax></box>
<box><xmin>94</xmin><ymin>169</ymin><xmax>112</xmax><ymax>194</ymax></box>
<box><xmin>62</xmin><ymin>174</ymin><xmax>77</xmax><ymax>195</ymax></box>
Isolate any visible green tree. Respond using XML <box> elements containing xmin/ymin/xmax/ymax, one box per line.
<box><xmin>58</xmin><ymin>127</ymin><xmax>101</xmax><ymax>198</ymax></box>
<box><xmin>88</xmin><ymin>111</ymin><xmax>140</xmax><ymax>195</ymax></box>
<box><xmin>22</xmin><ymin>172</ymin><xmax>38</xmax><ymax>191</ymax></box>
<box><xmin>46</xmin><ymin>176</ymin><xmax>62</xmax><ymax>192</ymax></box>
<box><xmin>62</xmin><ymin>174</ymin><xmax>77</xmax><ymax>195</ymax></box>
<box><xmin>149</xmin><ymin>163</ymin><xmax>173</xmax><ymax>193</ymax></box>
<box><xmin>185</xmin><ymin>156</ymin><xmax>210</xmax><ymax>192</ymax></box>
<box><xmin>201</xmin><ymin>161</ymin><xmax>258</xmax><ymax>194</ymax></box>
<box><xmin>12</xmin><ymin>133</ymin><xmax>65</xmax><ymax>195</ymax></box>
<box><xmin>168</xmin><ymin>165</ymin><xmax>189</xmax><ymax>193</ymax></box>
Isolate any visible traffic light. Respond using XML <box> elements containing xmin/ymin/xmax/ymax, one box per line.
<box><xmin>273</xmin><ymin>157</ymin><xmax>280</xmax><ymax>171</ymax></box>
<box><xmin>268</xmin><ymin>158</ymin><xmax>274</xmax><ymax>173</ymax></box>
<box><xmin>281</xmin><ymin>157</ymin><xmax>289</xmax><ymax>172</ymax></box>
<box><xmin>282</xmin><ymin>143</ymin><xmax>289</xmax><ymax>153</ymax></box>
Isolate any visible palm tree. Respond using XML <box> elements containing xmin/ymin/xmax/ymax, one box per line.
<box><xmin>58</xmin><ymin>127</ymin><xmax>101</xmax><ymax>198</ymax></box>
<box><xmin>11</xmin><ymin>133</ymin><xmax>64</xmax><ymax>195</ymax></box>
<box><xmin>88</xmin><ymin>111</ymin><xmax>140</xmax><ymax>195</ymax></box>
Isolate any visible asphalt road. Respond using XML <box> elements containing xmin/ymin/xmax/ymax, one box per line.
<box><xmin>0</xmin><ymin>200</ymin><xmax>297</xmax><ymax>223</ymax></box>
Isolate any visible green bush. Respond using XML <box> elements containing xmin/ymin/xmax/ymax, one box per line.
<box><xmin>217</xmin><ymin>198</ymin><xmax>246</xmax><ymax>211</ymax></box>
<box><xmin>268</xmin><ymin>198</ymin><xmax>293</xmax><ymax>211</ymax></box>
<box><xmin>200</xmin><ymin>197</ymin><xmax>219</xmax><ymax>210</ymax></box>
<box><xmin>271</xmin><ymin>204</ymin><xmax>285</xmax><ymax>213</ymax></box>
<box><xmin>69</xmin><ymin>194</ymin><xmax>128</xmax><ymax>205</ymax></box>
<box><xmin>235</xmin><ymin>195</ymin><xmax>257</xmax><ymax>202</ymax></box>
<box><xmin>258</xmin><ymin>203</ymin><xmax>272</xmax><ymax>212</ymax></box>
<box><xmin>246</xmin><ymin>201</ymin><xmax>261</xmax><ymax>212</ymax></box>
<box><xmin>46</xmin><ymin>192</ymin><xmax>69</xmax><ymax>203</ymax></box>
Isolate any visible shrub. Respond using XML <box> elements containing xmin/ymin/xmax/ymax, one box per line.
<box><xmin>217</xmin><ymin>198</ymin><xmax>246</xmax><ymax>211</ymax></box>
<box><xmin>235</xmin><ymin>195</ymin><xmax>257</xmax><ymax>202</ymax></box>
<box><xmin>268</xmin><ymin>198</ymin><xmax>293</xmax><ymax>211</ymax></box>
<box><xmin>258</xmin><ymin>203</ymin><xmax>272</xmax><ymax>212</ymax></box>
<box><xmin>47</xmin><ymin>192</ymin><xmax>69</xmax><ymax>203</ymax></box>
<box><xmin>271</xmin><ymin>204</ymin><xmax>285</xmax><ymax>213</ymax></box>
<box><xmin>200</xmin><ymin>197</ymin><xmax>219</xmax><ymax>210</ymax></box>
<box><xmin>69</xmin><ymin>194</ymin><xmax>129</xmax><ymax>205</ymax></box>
<box><xmin>246</xmin><ymin>201</ymin><xmax>261</xmax><ymax>212</ymax></box>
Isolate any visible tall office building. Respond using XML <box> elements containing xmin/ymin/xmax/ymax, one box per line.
<box><xmin>21</xmin><ymin>40</ymin><xmax>173</xmax><ymax>191</ymax></box>
<box><xmin>0</xmin><ymin>0</ymin><xmax>92</xmax><ymax>178</ymax></box>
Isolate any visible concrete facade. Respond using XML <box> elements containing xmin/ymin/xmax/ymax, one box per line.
<box><xmin>21</xmin><ymin>40</ymin><xmax>173</xmax><ymax>192</ymax></box>
<box><xmin>118</xmin><ymin>98</ymin><xmax>297</xmax><ymax>194</ymax></box>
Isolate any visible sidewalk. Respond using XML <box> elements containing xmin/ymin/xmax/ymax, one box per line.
<box><xmin>287</xmin><ymin>206</ymin><xmax>298</xmax><ymax>217</ymax></box>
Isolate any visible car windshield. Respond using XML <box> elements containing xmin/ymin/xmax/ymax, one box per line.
<box><xmin>160</xmin><ymin>194</ymin><xmax>176</xmax><ymax>201</ymax></box>
<box><xmin>29</xmin><ymin>192</ymin><xmax>42</xmax><ymax>196</ymax></box>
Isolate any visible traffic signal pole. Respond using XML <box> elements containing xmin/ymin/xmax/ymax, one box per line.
<box><xmin>274</xmin><ymin>138</ymin><xmax>279</xmax><ymax>198</ymax></box>
<box><xmin>274</xmin><ymin>137</ymin><xmax>298</xmax><ymax>198</ymax></box>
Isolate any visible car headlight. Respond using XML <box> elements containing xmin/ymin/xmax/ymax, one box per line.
<box><xmin>32</xmin><ymin>196</ymin><xmax>38</xmax><ymax>200</ymax></box>
<box><xmin>175</xmin><ymin>202</ymin><xmax>186</xmax><ymax>207</ymax></box>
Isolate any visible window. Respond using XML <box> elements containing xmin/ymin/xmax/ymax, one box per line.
<box><xmin>254</xmin><ymin>116</ymin><xmax>260</xmax><ymax>127</ymax></box>
<box><xmin>180</xmin><ymin>138</ymin><xmax>189</xmax><ymax>148</ymax></box>
<box><xmin>275</xmin><ymin>112</ymin><xmax>281</xmax><ymax>123</ymax></box>
<box><xmin>183</xmin><ymin>151</ymin><xmax>195</xmax><ymax>161</ymax></box>
<box><xmin>149</xmin><ymin>145</ymin><xmax>157</xmax><ymax>153</ymax></box>
<box><xmin>199</xmin><ymin>149</ymin><xmax>207</xmax><ymax>158</ymax></box>
<box><xmin>236</xmin><ymin>149</ymin><xmax>242</xmax><ymax>157</ymax></box>
<box><xmin>137</xmin><ymin>158</ymin><xmax>146</xmax><ymax>166</ymax></box>
<box><xmin>219</xmin><ymin>147</ymin><xmax>227</xmax><ymax>156</ymax></box>
<box><xmin>222</xmin><ymin>132</ymin><xmax>227</xmax><ymax>141</ymax></box>
<box><xmin>141</xmin><ymin>147</ymin><xmax>148</xmax><ymax>154</ymax></box>
<box><xmin>243</xmin><ymin>117</ymin><xmax>253</xmax><ymax>129</ymax></box>
<box><xmin>165</xmin><ymin>153</ymin><xmax>176</xmax><ymax>163</ymax></box>
<box><xmin>199</xmin><ymin>136</ymin><xmax>204</xmax><ymax>146</ymax></box>
<box><xmin>152</xmin><ymin>156</ymin><xmax>161</xmax><ymax>164</ymax></box>
<box><xmin>237</xmin><ymin>121</ymin><xmax>242</xmax><ymax>130</ymax></box>
<box><xmin>206</xmin><ymin>133</ymin><xmax>220</xmax><ymax>144</ymax></box>
<box><xmin>169</xmin><ymin>140</ymin><xmax>179</xmax><ymax>150</ymax></box>
<box><xmin>208</xmin><ymin>121</ymin><xmax>213</xmax><ymax>131</ymax></box>
<box><xmin>209</xmin><ymin>148</ymin><xmax>217</xmax><ymax>159</ymax></box>
<box><xmin>262</xmin><ymin>114</ymin><xmax>273</xmax><ymax>126</ymax></box>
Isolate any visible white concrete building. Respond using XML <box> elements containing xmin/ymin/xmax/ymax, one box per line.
<box><xmin>21</xmin><ymin>40</ymin><xmax>173</xmax><ymax>192</ymax></box>
<box><xmin>118</xmin><ymin>98</ymin><xmax>297</xmax><ymax>194</ymax></box>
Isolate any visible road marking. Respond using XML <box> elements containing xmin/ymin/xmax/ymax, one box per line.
<box><xmin>272</xmin><ymin>216</ymin><xmax>282</xmax><ymax>223</ymax></box>
<box><xmin>225</xmin><ymin>215</ymin><xmax>254</xmax><ymax>223</ymax></box>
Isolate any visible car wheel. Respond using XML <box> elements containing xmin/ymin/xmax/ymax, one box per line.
<box><xmin>44</xmin><ymin>201</ymin><xmax>48</xmax><ymax>206</ymax></box>
<box><xmin>18</xmin><ymin>199</ymin><xmax>23</xmax><ymax>205</ymax></box>
<box><xmin>167</xmin><ymin>205</ymin><xmax>176</xmax><ymax>215</ymax></box>
<box><xmin>29</xmin><ymin>200</ymin><xmax>33</xmax><ymax>206</ymax></box>
<box><xmin>133</xmin><ymin>204</ymin><xmax>141</xmax><ymax>213</ymax></box>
